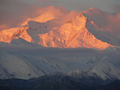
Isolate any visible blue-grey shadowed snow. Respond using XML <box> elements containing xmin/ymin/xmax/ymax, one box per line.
<box><xmin>0</xmin><ymin>43</ymin><xmax>120</xmax><ymax>80</ymax></box>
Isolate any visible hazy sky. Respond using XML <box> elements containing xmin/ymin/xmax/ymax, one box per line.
<box><xmin>0</xmin><ymin>0</ymin><xmax>120</xmax><ymax>28</ymax></box>
<box><xmin>1</xmin><ymin>0</ymin><xmax>120</xmax><ymax>12</ymax></box>
<box><xmin>10</xmin><ymin>0</ymin><xmax>120</xmax><ymax>12</ymax></box>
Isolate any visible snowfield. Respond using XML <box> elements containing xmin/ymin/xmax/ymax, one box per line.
<box><xmin>0</xmin><ymin>44</ymin><xmax>120</xmax><ymax>80</ymax></box>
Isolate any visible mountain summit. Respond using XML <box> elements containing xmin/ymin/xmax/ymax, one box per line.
<box><xmin>0</xmin><ymin>7</ymin><xmax>112</xmax><ymax>50</ymax></box>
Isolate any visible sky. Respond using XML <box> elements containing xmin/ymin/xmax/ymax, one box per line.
<box><xmin>0</xmin><ymin>0</ymin><xmax>120</xmax><ymax>29</ymax></box>
<box><xmin>4</xmin><ymin>0</ymin><xmax>119</xmax><ymax>12</ymax></box>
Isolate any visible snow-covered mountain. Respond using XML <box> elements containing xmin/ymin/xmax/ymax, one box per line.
<box><xmin>0</xmin><ymin>7</ymin><xmax>113</xmax><ymax>50</ymax></box>
<box><xmin>0</xmin><ymin>6</ymin><xmax>120</xmax><ymax>80</ymax></box>
<box><xmin>83</xmin><ymin>8</ymin><xmax>120</xmax><ymax>46</ymax></box>
<box><xmin>0</xmin><ymin>45</ymin><xmax>120</xmax><ymax>80</ymax></box>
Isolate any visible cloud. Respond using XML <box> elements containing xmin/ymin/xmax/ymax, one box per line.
<box><xmin>84</xmin><ymin>8</ymin><xmax>120</xmax><ymax>45</ymax></box>
<box><xmin>0</xmin><ymin>0</ymin><xmax>62</xmax><ymax>30</ymax></box>
<box><xmin>113</xmin><ymin>4</ymin><xmax>120</xmax><ymax>12</ymax></box>
<box><xmin>0</xmin><ymin>0</ymin><xmax>38</xmax><ymax>30</ymax></box>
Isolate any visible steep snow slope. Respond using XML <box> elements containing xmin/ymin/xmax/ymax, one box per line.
<box><xmin>0</xmin><ymin>7</ymin><xmax>113</xmax><ymax>50</ymax></box>
<box><xmin>0</xmin><ymin>49</ymin><xmax>43</xmax><ymax>79</ymax></box>
<box><xmin>38</xmin><ymin>14</ymin><xmax>111</xmax><ymax>50</ymax></box>
<box><xmin>83</xmin><ymin>8</ymin><xmax>120</xmax><ymax>46</ymax></box>
<box><xmin>0</xmin><ymin>45</ymin><xmax>120</xmax><ymax>80</ymax></box>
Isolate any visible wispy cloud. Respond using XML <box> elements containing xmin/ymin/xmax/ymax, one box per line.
<box><xmin>0</xmin><ymin>0</ymin><xmax>37</xmax><ymax>29</ymax></box>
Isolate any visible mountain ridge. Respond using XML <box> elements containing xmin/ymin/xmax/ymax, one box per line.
<box><xmin>0</xmin><ymin>7</ymin><xmax>113</xmax><ymax>50</ymax></box>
